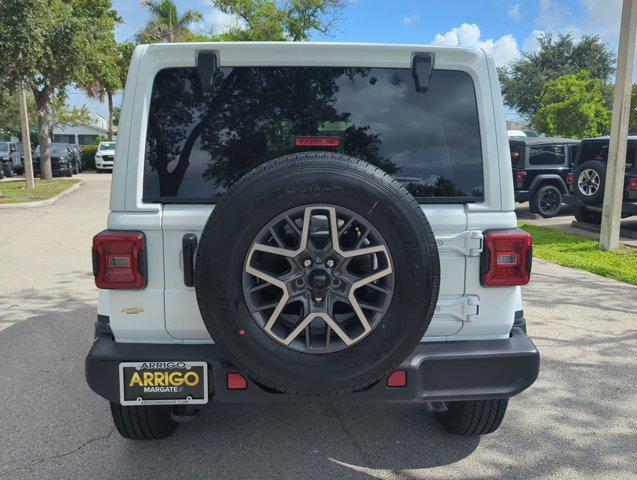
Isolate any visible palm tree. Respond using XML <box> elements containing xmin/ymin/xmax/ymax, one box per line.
<box><xmin>138</xmin><ymin>0</ymin><xmax>203</xmax><ymax>43</ymax></box>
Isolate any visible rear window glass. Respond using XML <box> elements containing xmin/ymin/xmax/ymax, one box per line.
<box><xmin>34</xmin><ymin>144</ymin><xmax>68</xmax><ymax>155</ymax></box>
<box><xmin>142</xmin><ymin>66</ymin><xmax>484</xmax><ymax>202</ymax></box>
<box><xmin>528</xmin><ymin>145</ymin><xmax>566</xmax><ymax>166</ymax></box>
<box><xmin>578</xmin><ymin>140</ymin><xmax>635</xmax><ymax>170</ymax></box>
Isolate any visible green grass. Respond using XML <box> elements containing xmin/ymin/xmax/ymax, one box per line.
<box><xmin>0</xmin><ymin>178</ymin><xmax>80</xmax><ymax>204</ymax></box>
<box><xmin>519</xmin><ymin>222</ymin><xmax>637</xmax><ymax>285</ymax></box>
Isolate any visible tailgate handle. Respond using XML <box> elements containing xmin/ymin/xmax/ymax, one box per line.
<box><xmin>182</xmin><ymin>234</ymin><xmax>198</xmax><ymax>287</ymax></box>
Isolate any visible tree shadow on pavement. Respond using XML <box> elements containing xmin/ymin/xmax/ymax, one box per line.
<box><xmin>1</xmin><ymin>275</ymin><xmax>636</xmax><ymax>480</ymax></box>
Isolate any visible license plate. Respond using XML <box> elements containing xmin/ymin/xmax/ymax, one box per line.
<box><xmin>119</xmin><ymin>361</ymin><xmax>208</xmax><ymax>406</ymax></box>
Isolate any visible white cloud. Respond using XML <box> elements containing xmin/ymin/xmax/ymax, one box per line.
<box><xmin>508</xmin><ymin>3</ymin><xmax>522</xmax><ymax>22</ymax></box>
<box><xmin>432</xmin><ymin>23</ymin><xmax>521</xmax><ymax>66</ymax></box>
<box><xmin>577</xmin><ymin>0</ymin><xmax>622</xmax><ymax>41</ymax></box>
<box><xmin>522</xmin><ymin>30</ymin><xmax>545</xmax><ymax>53</ymax></box>
<box><xmin>194</xmin><ymin>7</ymin><xmax>245</xmax><ymax>35</ymax></box>
<box><xmin>537</xmin><ymin>0</ymin><xmax>567</xmax><ymax>32</ymax></box>
<box><xmin>403</xmin><ymin>15</ymin><xmax>421</xmax><ymax>26</ymax></box>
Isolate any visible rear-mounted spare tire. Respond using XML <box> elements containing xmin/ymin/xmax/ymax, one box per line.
<box><xmin>195</xmin><ymin>152</ymin><xmax>440</xmax><ymax>395</ymax></box>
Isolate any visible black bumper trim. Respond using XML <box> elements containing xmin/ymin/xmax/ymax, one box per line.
<box><xmin>86</xmin><ymin>324</ymin><xmax>539</xmax><ymax>404</ymax></box>
<box><xmin>515</xmin><ymin>190</ymin><xmax>530</xmax><ymax>203</ymax></box>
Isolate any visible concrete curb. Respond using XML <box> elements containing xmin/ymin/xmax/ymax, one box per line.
<box><xmin>0</xmin><ymin>180</ymin><xmax>83</xmax><ymax>209</ymax></box>
<box><xmin>571</xmin><ymin>220</ymin><xmax>637</xmax><ymax>241</ymax></box>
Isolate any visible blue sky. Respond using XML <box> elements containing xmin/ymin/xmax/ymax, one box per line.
<box><xmin>69</xmin><ymin>0</ymin><xmax>624</xmax><ymax>120</ymax></box>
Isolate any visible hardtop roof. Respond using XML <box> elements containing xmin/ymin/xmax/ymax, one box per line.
<box><xmin>509</xmin><ymin>137</ymin><xmax>580</xmax><ymax>146</ymax></box>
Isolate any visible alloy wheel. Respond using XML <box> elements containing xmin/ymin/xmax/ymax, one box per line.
<box><xmin>242</xmin><ymin>205</ymin><xmax>394</xmax><ymax>354</ymax></box>
<box><xmin>577</xmin><ymin>169</ymin><xmax>600</xmax><ymax>196</ymax></box>
<box><xmin>539</xmin><ymin>189</ymin><xmax>560</xmax><ymax>215</ymax></box>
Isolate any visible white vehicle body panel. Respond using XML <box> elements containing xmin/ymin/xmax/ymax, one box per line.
<box><xmin>103</xmin><ymin>42</ymin><xmax>519</xmax><ymax>344</ymax></box>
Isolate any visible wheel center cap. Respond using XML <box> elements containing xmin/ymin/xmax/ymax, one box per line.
<box><xmin>308</xmin><ymin>268</ymin><xmax>331</xmax><ymax>296</ymax></box>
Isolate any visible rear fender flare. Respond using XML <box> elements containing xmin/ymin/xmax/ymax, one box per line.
<box><xmin>528</xmin><ymin>174</ymin><xmax>568</xmax><ymax>196</ymax></box>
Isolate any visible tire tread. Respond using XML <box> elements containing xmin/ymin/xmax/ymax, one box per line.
<box><xmin>436</xmin><ymin>399</ymin><xmax>508</xmax><ymax>436</ymax></box>
<box><xmin>110</xmin><ymin>403</ymin><xmax>178</xmax><ymax>440</ymax></box>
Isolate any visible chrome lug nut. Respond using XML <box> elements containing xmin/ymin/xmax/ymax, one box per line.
<box><xmin>326</xmin><ymin>259</ymin><xmax>335</xmax><ymax>268</ymax></box>
<box><xmin>303</xmin><ymin>258</ymin><xmax>312</xmax><ymax>267</ymax></box>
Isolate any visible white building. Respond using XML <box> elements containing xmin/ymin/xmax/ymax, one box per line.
<box><xmin>52</xmin><ymin>113</ymin><xmax>112</xmax><ymax>146</ymax></box>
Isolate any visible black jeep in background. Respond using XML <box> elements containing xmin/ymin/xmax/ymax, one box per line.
<box><xmin>510</xmin><ymin>137</ymin><xmax>580</xmax><ymax>217</ymax></box>
<box><xmin>564</xmin><ymin>136</ymin><xmax>637</xmax><ymax>224</ymax></box>
<box><xmin>32</xmin><ymin>143</ymin><xmax>78</xmax><ymax>177</ymax></box>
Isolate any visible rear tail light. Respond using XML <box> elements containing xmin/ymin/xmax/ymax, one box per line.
<box><xmin>92</xmin><ymin>231</ymin><xmax>146</xmax><ymax>289</ymax></box>
<box><xmin>628</xmin><ymin>178</ymin><xmax>637</xmax><ymax>191</ymax></box>
<box><xmin>294</xmin><ymin>136</ymin><xmax>341</xmax><ymax>147</ymax></box>
<box><xmin>566</xmin><ymin>172</ymin><xmax>574</xmax><ymax>184</ymax></box>
<box><xmin>481</xmin><ymin>229</ymin><xmax>532</xmax><ymax>286</ymax></box>
<box><xmin>514</xmin><ymin>171</ymin><xmax>526</xmax><ymax>182</ymax></box>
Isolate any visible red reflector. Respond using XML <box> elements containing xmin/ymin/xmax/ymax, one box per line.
<box><xmin>227</xmin><ymin>373</ymin><xmax>247</xmax><ymax>390</ymax></box>
<box><xmin>628</xmin><ymin>178</ymin><xmax>637</xmax><ymax>191</ymax></box>
<box><xmin>295</xmin><ymin>136</ymin><xmax>340</xmax><ymax>147</ymax></box>
<box><xmin>387</xmin><ymin>370</ymin><xmax>407</xmax><ymax>388</ymax></box>
<box><xmin>481</xmin><ymin>229</ymin><xmax>532</xmax><ymax>287</ymax></box>
<box><xmin>566</xmin><ymin>172</ymin><xmax>574</xmax><ymax>185</ymax></box>
<box><xmin>92</xmin><ymin>231</ymin><xmax>145</xmax><ymax>289</ymax></box>
<box><xmin>514</xmin><ymin>171</ymin><xmax>526</xmax><ymax>182</ymax></box>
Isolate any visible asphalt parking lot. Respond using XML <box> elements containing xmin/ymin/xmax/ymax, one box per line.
<box><xmin>0</xmin><ymin>174</ymin><xmax>635</xmax><ymax>479</ymax></box>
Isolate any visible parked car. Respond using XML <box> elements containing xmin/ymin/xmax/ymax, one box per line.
<box><xmin>564</xmin><ymin>136</ymin><xmax>637</xmax><ymax>223</ymax></box>
<box><xmin>0</xmin><ymin>141</ymin><xmax>21</xmax><ymax>177</ymax></box>
<box><xmin>95</xmin><ymin>141</ymin><xmax>115</xmax><ymax>172</ymax></box>
<box><xmin>86</xmin><ymin>43</ymin><xmax>539</xmax><ymax>441</ymax></box>
<box><xmin>33</xmin><ymin>143</ymin><xmax>77</xmax><ymax>177</ymax></box>
<box><xmin>510</xmin><ymin>137</ymin><xmax>580</xmax><ymax>217</ymax></box>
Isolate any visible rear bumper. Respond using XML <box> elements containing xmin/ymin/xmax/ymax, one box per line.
<box><xmin>514</xmin><ymin>190</ymin><xmax>530</xmax><ymax>203</ymax></box>
<box><xmin>33</xmin><ymin>165</ymin><xmax>72</xmax><ymax>176</ymax></box>
<box><xmin>86</xmin><ymin>320</ymin><xmax>540</xmax><ymax>404</ymax></box>
<box><xmin>564</xmin><ymin>194</ymin><xmax>637</xmax><ymax>216</ymax></box>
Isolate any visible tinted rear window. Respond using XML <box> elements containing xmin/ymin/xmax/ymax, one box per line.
<box><xmin>528</xmin><ymin>145</ymin><xmax>566</xmax><ymax>166</ymax></box>
<box><xmin>578</xmin><ymin>140</ymin><xmax>636</xmax><ymax>171</ymax></box>
<box><xmin>143</xmin><ymin>66</ymin><xmax>484</xmax><ymax>202</ymax></box>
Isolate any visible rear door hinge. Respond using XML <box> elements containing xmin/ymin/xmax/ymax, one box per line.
<box><xmin>435</xmin><ymin>295</ymin><xmax>480</xmax><ymax>322</ymax></box>
<box><xmin>436</xmin><ymin>230</ymin><xmax>483</xmax><ymax>257</ymax></box>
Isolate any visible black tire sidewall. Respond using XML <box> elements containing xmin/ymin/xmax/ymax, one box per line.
<box><xmin>574</xmin><ymin>160</ymin><xmax>606</xmax><ymax>205</ymax></box>
<box><xmin>195</xmin><ymin>154</ymin><xmax>440</xmax><ymax>394</ymax></box>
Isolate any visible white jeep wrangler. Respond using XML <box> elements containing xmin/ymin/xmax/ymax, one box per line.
<box><xmin>86</xmin><ymin>42</ymin><xmax>539</xmax><ymax>440</ymax></box>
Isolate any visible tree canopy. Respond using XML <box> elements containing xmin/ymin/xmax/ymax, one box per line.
<box><xmin>532</xmin><ymin>70</ymin><xmax>611</xmax><ymax>138</ymax></box>
<box><xmin>48</xmin><ymin>92</ymin><xmax>91</xmax><ymax>140</ymax></box>
<box><xmin>0</xmin><ymin>0</ymin><xmax>119</xmax><ymax>178</ymax></box>
<box><xmin>499</xmin><ymin>33</ymin><xmax>615</xmax><ymax>119</ymax></box>
<box><xmin>209</xmin><ymin>0</ymin><xmax>346</xmax><ymax>41</ymax></box>
<box><xmin>137</xmin><ymin>0</ymin><xmax>203</xmax><ymax>43</ymax></box>
<box><xmin>0</xmin><ymin>86</ymin><xmax>36</xmax><ymax>140</ymax></box>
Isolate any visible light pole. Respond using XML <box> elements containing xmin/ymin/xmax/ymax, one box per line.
<box><xmin>600</xmin><ymin>0</ymin><xmax>637</xmax><ymax>250</ymax></box>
